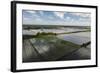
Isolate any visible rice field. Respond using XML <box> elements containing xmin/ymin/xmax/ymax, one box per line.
<box><xmin>22</xmin><ymin>26</ymin><xmax>91</xmax><ymax>63</ymax></box>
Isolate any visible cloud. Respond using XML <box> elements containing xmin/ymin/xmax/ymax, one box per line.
<box><xmin>70</xmin><ymin>13</ymin><xmax>91</xmax><ymax>18</ymax></box>
<box><xmin>54</xmin><ymin>12</ymin><xmax>65</xmax><ymax>19</ymax></box>
<box><xmin>23</xmin><ymin>17</ymin><xmax>30</xmax><ymax>20</ymax></box>
<box><xmin>64</xmin><ymin>16</ymin><xmax>72</xmax><ymax>21</ymax></box>
<box><xmin>23</xmin><ymin>10</ymin><xmax>91</xmax><ymax>26</ymax></box>
<box><xmin>25</xmin><ymin>11</ymin><xmax>36</xmax><ymax>14</ymax></box>
<box><xmin>38</xmin><ymin>11</ymin><xmax>44</xmax><ymax>15</ymax></box>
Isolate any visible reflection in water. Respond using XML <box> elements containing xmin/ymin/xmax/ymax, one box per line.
<box><xmin>23</xmin><ymin>32</ymin><xmax>91</xmax><ymax>62</ymax></box>
<box><xmin>57</xmin><ymin>32</ymin><xmax>90</xmax><ymax>45</ymax></box>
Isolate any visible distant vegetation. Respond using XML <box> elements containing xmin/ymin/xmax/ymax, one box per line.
<box><xmin>36</xmin><ymin>32</ymin><xmax>57</xmax><ymax>36</ymax></box>
<box><xmin>33</xmin><ymin>29</ymin><xmax>91</xmax><ymax>37</ymax></box>
<box><xmin>23</xmin><ymin>24</ymin><xmax>90</xmax><ymax>29</ymax></box>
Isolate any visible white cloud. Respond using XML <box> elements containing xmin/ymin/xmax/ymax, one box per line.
<box><xmin>71</xmin><ymin>13</ymin><xmax>91</xmax><ymax>18</ymax></box>
<box><xmin>35</xmin><ymin>18</ymin><xmax>42</xmax><ymax>21</ymax></box>
<box><xmin>64</xmin><ymin>16</ymin><xmax>71</xmax><ymax>21</ymax></box>
<box><xmin>38</xmin><ymin>11</ymin><xmax>44</xmax><ymax>15</ymax></box>
<box><xmin>66</xmin><ymin>17</ymin><xmax>70</xmax><ymax>20</ymax></box>
<box><xmin>23</xmin><ymin>17</ymin><xmax>29</xmax><ymax>20</ymax></box>
<box><xmin>54</xmin><ymin>12</ymin><xmax>65</xmax><ymax>19</ymax></box>
<box><xmin>25</xmin><ymin>10</ymin><xmax>36</xmax><ymax>14</ymax></box>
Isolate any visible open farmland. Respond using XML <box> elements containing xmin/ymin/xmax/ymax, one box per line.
<box><xmin>22</xmin><ymin>25</ymin><xmax>91</xmax><ymax>62</ymax></box>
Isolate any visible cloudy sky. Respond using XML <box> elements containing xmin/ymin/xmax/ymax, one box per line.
<box><xmin>23</xmin><ymin>10</ymin><xmax>91</xmax><ymax>26</ymax></box>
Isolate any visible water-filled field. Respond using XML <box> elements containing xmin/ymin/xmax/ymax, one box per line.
<box><xmin>22</xmin><ymin>27</ymin><xmax>91</xmax><ymax>63</ymax></box>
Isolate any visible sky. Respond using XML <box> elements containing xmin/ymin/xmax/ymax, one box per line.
<box><xmin>23</xmin><ymin>10</ymin><xmax>91</xmax><ymax>26</ymax></box>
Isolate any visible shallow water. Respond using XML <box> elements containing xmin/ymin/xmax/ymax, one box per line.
<box><xmin>23</xmin><ymin>28</ymin><xmax>91</xmax><ymax>62</ymax></box>
<box><xmin>57</xmin><ymin>32</ymin><xmax>90</xmax><ymax>45</ymax></box>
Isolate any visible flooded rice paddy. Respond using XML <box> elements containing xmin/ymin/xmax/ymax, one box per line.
<box><xmin>22</xmin><ymin>27</ymin><xmax>91</xmax><ymax>63</ymax></box>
